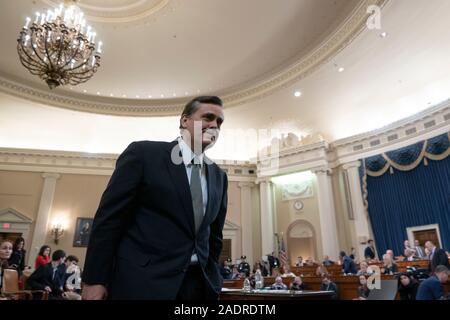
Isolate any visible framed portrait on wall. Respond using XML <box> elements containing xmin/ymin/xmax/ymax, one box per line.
<box><xmin>73</xmin><ymin>217</ymin><xmax>93</xmax><ymax>247</ymax></box>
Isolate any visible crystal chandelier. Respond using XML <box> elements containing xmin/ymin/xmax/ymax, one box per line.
<box><xmin>17</xmin><ymin>1</ymin><xmax>103</xmax><ymax>89</ymax></box>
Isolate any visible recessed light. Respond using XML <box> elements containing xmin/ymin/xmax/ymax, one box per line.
<box><xmin>148</xmin><ymin>95</ymin><xmax>152</xmax><ymax>98</ymax></box>
<box><xmin>380</xmin><ymin>32</ymin><xmax>388</xmax><ymax>38</ymax></box>
<box><xmin>173</xmin><ymin>93</ymin><xmax>176</xmax><ymax>97</ymax></box>
<box><xmin>161</xmin><ymin>94</ymin><xmax>165</xmax><ymax>98</ymax></box>
<box><xmin>122</xmin><ymin>94</ymin><xmax>126</xmax><ymax>98</ymax></box>
<box><xmin>294</xmin><ymin>91</ymin><xmax>302</xmax><ymax>97</ymax></box>
<box><xmin>96</xmin><ymin>91</ymin><xmax>100</xmax><ymax>95</ymax></box>
<box><xmin>110</xmin><ymin>93</ymin><xmax>114</xmax><ymax>97</ymax></box>
<box><xmin>83</xmin><ymin>89</ymin><xmax>87</xmax><ymax>93</ymax></box>
<box><xmin>338</xmin><ymin>67</ymin><xmax>345</xmax><ymax>72</ymax></box>
<box><xmin>136</xmin><ymin>95</ymin><xmax>140</xmax><ymax>98</ymax></box>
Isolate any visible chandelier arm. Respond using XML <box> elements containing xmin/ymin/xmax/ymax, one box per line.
<box><xmin>29</xmin><ymin>29</ymin><xmax>47</xmax><ymax>66</ymax></box>
<box><xmin>66</xmin><ymin>55</ymin><xmax>96</xmax><ymax>72</ymax></box>
<box><xmin>55</xmin><ymin>33</ymin><xmax>67</xmax><ymax>70</ymax></box>
<box><xmin>59</xmin><ymin>42</ymin><xmax>83</xmax><ymax>70</ymax></box>
<box><xmin>18</xmin><ymin>57</ymin><xmax>43</xmax><ymax>75</ymax></box>
<box><xmin>43</xmin><ymin>28</ymin><xmax>56</xmax><ymax>72</ymax></box>
<box><xmin>69</xmin><ymin>66</ymin><xmax>99</xmax><ymax>76</ymax></box>
<box><xmin>17</xmin><ymin>42</ymin><xmax>45</xmax><ymax>71</ymax></box>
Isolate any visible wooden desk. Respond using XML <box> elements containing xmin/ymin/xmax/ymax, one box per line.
<box><xmin>220</xmin><ymin>289</ymin><xmax>335</xmax><ymax>300</ymax></box>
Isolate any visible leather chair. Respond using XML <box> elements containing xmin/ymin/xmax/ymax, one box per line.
<box><xmin>1</xmin><ymin>269</ymin><xmax>48</xmax><ymax>300</ymax></box>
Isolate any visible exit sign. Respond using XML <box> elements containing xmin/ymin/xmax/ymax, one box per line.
<box><xmin>2</xmin><ymin>223</ymin><xmax>11</xmax><ymax>229</ymax></box>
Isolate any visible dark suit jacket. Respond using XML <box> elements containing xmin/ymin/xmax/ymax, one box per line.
<box><xmin>83</xmin><ymin>140</ymin><xmax>228</xmax><ymax>300</ymax></box>
<box><xmin>416</xmin><ymin>276</ymin><xmax>443</xmax><ymax>300</ymax></box>
<box><xmin>364</xmin><ymin>246</ymin><xmax>375</xmax><ymax>259</ymax></box>
<box><xmin>27</xmin><ymin>263</ymin><xmax>65</xmax><ymax>297</ymax></box>
<box><xmin>429</xmin><ymin>248</ymin><xmax>450</xmax><ymax>272</ymax></box>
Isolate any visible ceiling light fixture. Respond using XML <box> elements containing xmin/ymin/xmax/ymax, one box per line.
<box><xmin>294</xmin><ymin>91</ymin><xmax>302</xmax><ymax>97</ymax></box>
<box><xmin>17</xmin><ymin>0</ymin><xmax>103</xmax><ymax>89</ymax></box>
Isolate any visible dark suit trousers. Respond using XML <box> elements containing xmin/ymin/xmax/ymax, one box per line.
<box><xmin>176</xmin><ymin>264</ymin><xmax>217</xmax><ymax>301</ymax></box>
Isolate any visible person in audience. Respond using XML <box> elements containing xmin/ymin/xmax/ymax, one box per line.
<box><xmin>238</xmin><ymin>255</ymin><xmax>250</xmax><ymax>277</ymax></box>
<box><xmin>416</xmin><ymin>265</ymin><xmax>449</xmax><ymax>300</ymax></box>
<box><xmin>340</xmin><ymin>251</ymin><xmax>357</xmax><ymax>274</ymax></box>
<box><xmin>304</xmin><ymin>257</ymin><xmax>316</xmax><ymax>266</ymax></box>
<box><xmin>281</xmin><ymin>265</ymin><xmax>296</xmax><ymax>277</ymax></box>
<box><xmin>267</xmin><ymin>252</ymin><xmax>280</xmax><ymax>275</ymax></box>
<box><xmin>425</xmin><ymin>241</ymin><xmax>450</xmax><ymax>272</ymax></box>
<box><xmin>271</xmin><ymin>276</ymin><xmax>288</xmax><ymax>290</ymax></box>
<box><xmin>403</xmin><ymin>248</ymin><xmax>419</xmax><ymax>261</ymax></box>
<box><xmin>320</xmin><ymin>274</ymin><xmax>338</xmax><ymax>299</ymax></box>
<box><xmin>290</xmin><ymin>276</ymin><xmax>308</xmax><ymax>291</ymax></box>
<box><xmin>260</xmin><ymin>256</ymin><xmax>270</xmax><ymax>276</ymax></box>
<box><xmin>386</xmin><ymin>249</ymin><xmax>395</xmax><ymax>261</ymax></box>
<box><xmin>381</xmin><ymin>254</ymin><xmax>398</xmax><ymax>274</ymax></box>
<box><xmin>231</xmin><ymin>266</ymin><xmax>241</xmax><ymax>280</ymax></box>
<box><xmin>0</xmin><ymin>239</ymin><xmax>13</xmax><ymax>295</ymax></box>
<box><xmin>27</xmin><ymin>250</ymin><xmax>67</xmax><ymax>300</ymax></box>
<box><xmin>404</xmin><ymin>240</ymin><xmax>411</xmax><ymax>250</ymax></box>
<box><xmin>271</xmin><ymin>267</ymin><xmax>281</xmax><ymax>278</ymax></box>
<box><xmin>424</xmin><ymin>247</ymin><xmax>431</xmax><ymax>260</ymax></box>
<box><xmin>35</xmin><ymin>245</ymin><xmax>51</xmax><ymax>270</ymax></box>
<box><xmin>8</xmin><ymin>237</ymin><xmax>27</xmax><ymax>276</ymax></box>
<box><xmin>355</xmin><ymin>275</ymin><xmax>370</xmax><ymax>300</ymax></box>
<box><xmin>357</xmin><ymin>261</ymin><xmax>374</xmax><ymax>276</ymax></box>
<box><xmin>295</xmin><ymin>256</ymin><xmax>304</xmax><ymax>267</ymax></box>
<box><xmin>413</xmin><ymin>240</ymin><xmax>425</xmax><ymax>258</ymax></box>
<box><xmin>62</xmin><ymin>255</ymin><xmax>82</xmax><ymax>300</ymax></box>
<box><xmin>397</xmin><ymin>273</ymin><xmax>419</xmax><ymax>300</ymax></box>
<box><xmin>315</xmin><ymin>265</ymin><xmax>328</xmax><ymax>277</ymax></box>
<box><xmin>322</xmin><ymin>255</ymin><xmax>335</xmax><ymax>266</ymax></box>
<box><xmin>364</xmin><ymin>239</ymin><xmax>376</xmax><ymax>260</ymax></box>
<box><xmin>220</xmin><ymin>258</ymin><xmax>233</xmax><ymax>280</ymax></box>
<box><xmin>349</xmin><ymin>247</ymin><xmax>356</xmax><ymax>260</ymax></box>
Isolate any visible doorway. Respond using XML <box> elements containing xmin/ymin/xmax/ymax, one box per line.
<box><xmin>0</xmin><ymin>232</ymin><xmax>23</xmax><ymax>243</ymax></box>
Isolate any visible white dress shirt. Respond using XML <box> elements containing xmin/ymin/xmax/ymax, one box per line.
<box><xmin>178</xmin><ymin>137</ymin><xmax>208</xmax><ymax>264</ymax></box>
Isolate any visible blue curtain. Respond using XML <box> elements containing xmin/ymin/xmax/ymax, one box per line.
<box><xmin>366</xmin><ymin>156</ymin><xmax>450</xmax><ymax>257</ymax></box>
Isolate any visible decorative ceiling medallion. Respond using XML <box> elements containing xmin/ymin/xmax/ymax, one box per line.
<box><xmin>41</xmin><ymin>0</ymin><xmax>172</xmax><ymax>23</ymax></box>
<box><xmin>1</xmin><ymin>0</ymin><xmax>389</xmax><ymax>116</ymax></box>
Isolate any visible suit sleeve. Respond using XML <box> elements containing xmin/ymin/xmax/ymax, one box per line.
<box><xmin>82</xmin><ymin>142</ymin><xmax>143</xmax><ymax>285</ymax></box>
<box><xmin>27</xmin><ymin>266</ymin><xmax>46</xmax><ymax>291</ymax></box>
<box><xmin>208</xmin><ymin>172</ymin><xmax>228</xmax><ymax>264</ymax></box>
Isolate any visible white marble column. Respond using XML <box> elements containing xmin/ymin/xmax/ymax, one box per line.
<box><xmin>259</xmin><ymin>179</ymin><xmax>275</xmax><ymax>256</ymax></box>
<box><xmin>343</xmin><ymin>161</ymin><xmax>371</xmax><ymax>261</ymax></box>
<box><xmin>29</xmin><ymin>173</ymin><xmax>60</xmax><ymax>268</ymax></box>
<box><xmin>313</xmin><ymin>168</ymin><xmax>340</xmax><ymax>261</ymax></box>
<box><xmin>238</xmin><ymin>182</ymin><xmax>255</xmax><ymax>266</ymax></box>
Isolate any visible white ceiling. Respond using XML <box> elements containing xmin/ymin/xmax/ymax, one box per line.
<box><xmin>1</xmin><ymin>0</ymin><xmax>450</xmax><ymax>161</ymax></box>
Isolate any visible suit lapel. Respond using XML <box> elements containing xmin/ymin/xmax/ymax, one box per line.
<box><xmin>165</xmin><ymin>141</ymin><xmax>196</xmax><ymax>236</ymax></box>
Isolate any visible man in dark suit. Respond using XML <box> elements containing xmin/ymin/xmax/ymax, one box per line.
<box><xmin>425</xmin><ymin>241</ymin><xmax>450</xmax><ymax>272</ymax></box>
<box><xmin>27</xmin><ymin>250</ymin><xmax>66</xmax><ymax>300</ymax></box>
<box><xmin>82</xmin><ymin>96</ymin><xmax>228</xmax><ymax>300</ymax></box>
<box><xmin>238</xmin><ymin>255</ymin><xmax>250</xmax><ymax>277</ymax></box>
<box><xmin>267</xmin><ymin>252</ymin><xmax>280</xmax><ymax>275</ymax></box>
<box><xmin>364</xmin><ymin>239</ymin><xmax>376</xmax><ymax>260</ymax></box>
<box><xmin>416</xmin><ymin>265</ymin><xmax>449</xmax><ymax>300</ymax></box>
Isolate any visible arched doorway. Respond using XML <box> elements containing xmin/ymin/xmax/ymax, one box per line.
<box><xmin>286</xmin><ymin>220</ymin><xmax>317</xmax><ymax>263</ymax></box>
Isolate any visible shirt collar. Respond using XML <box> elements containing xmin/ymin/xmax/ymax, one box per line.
<box><xmin>178</xmin><ymin>137</ymin><xmax>204</xmax><ymax>167</ymax></box>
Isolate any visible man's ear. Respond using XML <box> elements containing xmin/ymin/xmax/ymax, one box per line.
<box><xmin>180</xmin><ymin>115</ymin><xmax>188</xmax><ymax>129</ymax></box>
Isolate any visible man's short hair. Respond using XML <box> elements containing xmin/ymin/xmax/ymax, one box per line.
<box><xmin>66</xmin><ymin>255</ymin><xmax>79</xmax><ymax>263</ymax></box>
<box><xmin>52</xmin><ymin>249</ymin><xmax>66</xmax><ymax>261</ymax></box>
<box><xmin>179</xmin><ymin>96</ymin><xmax>223</xmax><ymax>129</ymax></box>
<box><xmin>435</xmin><ymin>265</ymin><xmax>449</xmax><ymax>274</ymax></box>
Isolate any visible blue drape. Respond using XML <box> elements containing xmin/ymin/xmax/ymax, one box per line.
<box><xmin>366</xmin><ymin>157</ymin><xmax>450</xmax><ymax>257</ymax></box>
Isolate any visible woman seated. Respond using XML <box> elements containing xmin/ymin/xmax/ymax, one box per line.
<box><xmin>0</xmin><ymin>239</ymin><xmax>14</xmax><ymax>300</ymax></box>
<box><xmin>397</xmin><ymin>273</ymin><xmax>419</xmax><ymax>300</ymax></box>
<box><xmin>357</xmin><ymin>261</ymin><xmax>374</xmax><ymax>276</ymax></box>
<box><xmin>315</xmin><ymin>265</ymin><xmax>328</xmax><ymax>277</ymax></box>
<box><xmin>381</xmin><ymin>254</ymin><xmax>398</xmax><ymax>275</ymax></box>
<box><xmin>354</xmin><ymin>275</ymin><xmax>370</xmax><ymax>300</ymax></box>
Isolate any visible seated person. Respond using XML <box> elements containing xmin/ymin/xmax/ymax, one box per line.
<box><xmin>397</xmin><ymin>273</ymin><xmax>419</xmax><ymax>300</ymax></box>
<box><xmin>62</xmin><ymin>255</ymin><xmax>82</xmax><ymax>300</ymax></box>
<box><xmin>281</xmin><ymin>266</ymin><xmax>296</xmax><ymax>277</ymax></box>
<box><xmin>220</xmin><ymin>258</ymin><xmax>233</xmax><ymax>280</ymax></box>
<box><xmin>315</xmin><ymin>265</ymin><xmax>328</xmax><ymax>277</ymax></box>
<box><xmin>357</xmin><ymin>261</ymin><xmax>374</xmax><ymax>276</ymax></box>
<box><xmin>403</xmin><ymin>248</ymin><xmax>419</xmax><ymax>261</ymax></box>
<box><xmin>416</xmin><ymin>265</ymin><xmax>449</xmax><ymax>300</ymax></box>
<box><xmin>295</xmin><ymin>256</ymin><xmax>304</xmax><ymax>267</ymax></box>
<box><xmin>271</xmin><ymin>267</ymin><xmax>281</xmax><ymax>278</ymax></box>
<box><xmin>0</xmin><ymin>240</ymin><xmax>13</xmax><ymax>299</ymax></box>
<box><xmin>322</xmin><ymin>255</ymin><xmax>335</xmax><ymax>266</ymax></box>
<box><xmin>290</xmin><ymin>276</ymin><xmax>308</xmax><ymax>291</ymax></box>
<box><xmin>354</xmin><ymin>275</ymin><xmax>370</xmax><ymax>300</ymax></box>
<box><xmin>231</xmin><ymin>266</ymin><xmax>241</xmax><ymax>280</ymax></box>
<box><xmin>381</xmin><ymin>254</ymin><xmax>398</xmax><ymax>275</ymax></box>
<box><xmin>320</xmin><ymin>274</ymin><xmax>338</xmax><ymax>299</ymax></box>
<box><xmin>27</xmin><ymin>250</ymin><xmax>67</xmax><ymax>300</ymax></box>
<box><xmin>271</xmin><ymin>276</ymin><xmax>288</xmax><ymax>290</ymax></box>
<box><xmin>304</xmin><ymin>257</ymin><xmax>316</xmax><ymax>267</ymax></box>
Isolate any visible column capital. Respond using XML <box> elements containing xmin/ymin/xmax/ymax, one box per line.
<box><xmin>255</xmin><ymin>177</ymin><xmax>272</xmax><ymax>185</ymax></box>
<box><xmin>41</xmin><ymin>173</ymin><xmax>61</xmax><ymax>180</ymax></box>
<box><xmin>342</xmin><ymin>160</ymin><xmax>361</xmax><ymax>171</ymax></box>
<box><xmin>238</xmin><ymin>182</ymin><xmax>256</xmax><ymax>189</ymax></box>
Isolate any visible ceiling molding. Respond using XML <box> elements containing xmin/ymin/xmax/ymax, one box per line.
<box><xmin>0</xmin><ymin>0</ymin><xmax>389</xmax><ymax>117</ymax></box>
